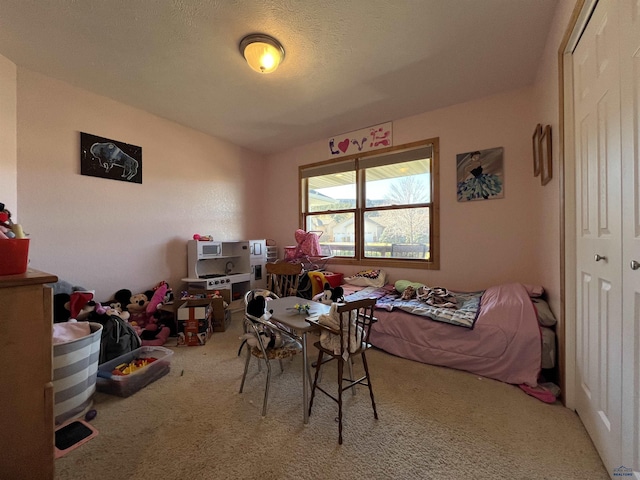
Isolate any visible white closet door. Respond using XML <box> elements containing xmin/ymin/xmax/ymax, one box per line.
<box><xmin>620</xmin><ymin>0</ymin><xmax>640</xmax><ymax>475</ymax></box>
<box><xmin>573</xmin><ymin>0</ymin><xmax>623</xmax><ymax>471</ymax></box>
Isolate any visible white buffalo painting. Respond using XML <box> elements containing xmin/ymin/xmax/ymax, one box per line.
<box><xmin>81</xmin><ymin>132</ymin><xmax>142</xmax><ymax>184</ymax></box>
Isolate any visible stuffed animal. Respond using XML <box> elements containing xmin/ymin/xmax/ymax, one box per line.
<box><xmin>0</xmin><ymin>205</ymin><xmax>15</xmax><ymax>239</ymax></box>
<box><xmin>401</xmin><ymin>285</ymin><xmax>417</xmax><ymax>300</ymax></box>
<box><xmin>237</xmin><ymin>294</ymin><xmax>281</xmax><ymax>354</ymax></box>
<box><xmin>53</xmin><ymin>293</ymin><xmax>71</xmax><ymax>323</ymax></box>
<box><xmin>152</xmin><ymin>281</ymin><xmax>174</xmax><ymax>306</ymax></box>
<box><xmin>246</xmin><ymin>294</ymin><xmax>272</xmax><ymax>319</ymax></box>
<box><xmin>63</xmin><ymin>291</ymin><xmax>95</xmax><ymax>320</ymax></box>
<box><xmin>314</xmin><ymin>282</ymin><xmax>344</xmax><ymax>305</ymax></box>
<box><xmin>113</xmin><ymin>289</ymin><xmax>133</xmax><ymax>312</ymax></box>
<box><xmin>106</xmin><ymin>302</ymin><xmax>130</xmax><ymax>322</ymax></box>
<box><xmin>125</xmin><ymin>284</ymin><xmax>171</xmax><ymax>346</ymax></box>
<box><xmin>75</xmin><ymin>300</ymin><xmax>99</xmax><ymax>321</ymax></box>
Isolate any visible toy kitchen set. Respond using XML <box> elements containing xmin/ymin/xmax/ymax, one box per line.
<box><xmin>181</xmin><ymin>239</ymin><xmax>272</xmax><ymax>302</ymax></box>
<box><xmin>182</xmin><ymin>240</ymin><xmax>252</xmax><ymax>302</ymax></box>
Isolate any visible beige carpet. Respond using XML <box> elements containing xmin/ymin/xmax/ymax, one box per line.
<box><xmin>54</xmin><ymin>311</ymin><xmax>608</xmax><ymax>480</ymax></box>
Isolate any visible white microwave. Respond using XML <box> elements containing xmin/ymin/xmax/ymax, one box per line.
<box><xmin>189</xmin><ymin>240</ymin><xmax>222</xmax><ymax>259</ymax></box>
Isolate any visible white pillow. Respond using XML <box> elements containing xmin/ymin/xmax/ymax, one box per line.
<box><xmin>344</xmin><ymin>269</ymin><xmax>386</xmax><ymax>287</ymax></box>
<box><xmin>532</xmin><ymin>298</ymin><xmax>557</xmax><ymax>326</ymax></box>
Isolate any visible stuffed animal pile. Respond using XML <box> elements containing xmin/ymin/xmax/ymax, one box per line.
<box><xmin>113</xmin><ymin>283</ymin><xmax>171</xmax><ymax>346</ymax></box>
<box><xmin>0</xmin><ymin>203</ymin><xmax>26</xmax><ymax>239</ymax></box>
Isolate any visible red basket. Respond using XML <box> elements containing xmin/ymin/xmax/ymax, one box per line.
<box><xmin>0</xmin><ymin>238</ymin><xmax>30</xmax><ymax>275</ymax></box>
<box><xmin>323</xmin><ymin>272</ymin><xmax>343</xmax><ymax>288</ymax></box>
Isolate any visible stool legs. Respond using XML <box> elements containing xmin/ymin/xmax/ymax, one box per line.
<box><xmin>262</xmin><ymin>358</ymin><xmax>272</xmax><ymax>417</ymax></box>
<box><xmin>362</xmin><ymin>351</ymin><xmax>378</xmax><ymax>419</ymax></box>
<box><xmin>309</xmin><ymin>348</ymin><xmax>378</xmax><ymax>444</ymax></box>
<box><xmin>337</xmin><ymin>356</ymin><xmax>344</xmax><ymax>445</ymax></box>
<box><xmin>308</xmin><ymin>350</ymin><xmax>324</xmax><ymax>416</ymax></box>
<box><xmin>239</xmin><ymin>346</ymin><xmax>251</xmax><ymax>393</ymax></box>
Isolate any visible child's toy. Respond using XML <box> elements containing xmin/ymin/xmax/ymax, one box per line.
<box><xmin>126</xmin><ymin>284</ymin><xmax>171</xmax><ymax>346</ymax></box>
<box><xmin>401</xmin><ymin>285</ymin><xmax>417</xmax><ymax>300</ymax></box>
<box><xmin>0</xmin><ymin>208</ymin><xmax>13</xmax><ymax>239</ymax></box>
<box><xmin>111</xmin><ymin>356</ymin><xmax>158</xmax><ymax>376</ymax></box>
<box><xmin>313</xmin><ymin>282</ymin><xmax>344</xmax><ymax>305</ymax></box>
<box><xmin>106</xmin><ymin>302</ymin><xmax>130</xmax><ymax>322</ymax></box>
<box><xmin>193</xmin><ymin>234</ymin><xmax>213</xmax><ymax>241</ymax></box>
<box><xmin>53</xmin><ymin>293</ymin><xmax>72</xmax><ymax>323</ymax></box>
<box><xmin>113</xmin><ymin>289</ymin><xmax>133</xmax><ymax>312</ymax></box>
<box><xmin>0</xmin><ymin>204</ymin><xmax>27</xmax><ymax>239</ymax></box>
<box><xmin>152</xmin><ymin>281</ymin><xmax>174</xmax><ymax>306</ymax></box>
<box><xmin>64</xmin><ymin>291</ymin><xmax>95</xmax><ymax>320</ymax></box>
<box><xmin>246</xmin><ymin>294</ymin><xmax>271</xmax><ymax>319</ymax></box>
<box><xmin>237</xmin><ymin>294</ymin><xmax>282</xmax><ymax>354</ymax></box>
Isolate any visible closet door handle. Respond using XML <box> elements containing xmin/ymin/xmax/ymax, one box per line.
<box><xmin>631</xmin><ymin>260</ymin><xmax>640</xmax><ymax>271</ymax></box>
<box><xmin>594</xmin><ymin>254</ymin><xmax>607</xmax><ymax>262</ymax></box>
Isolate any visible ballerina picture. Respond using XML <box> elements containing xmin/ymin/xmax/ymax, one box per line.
<box><xmin>456</xmin><ymin>147</ymin><xmax>504</xmax><ymax>202</ymax></box>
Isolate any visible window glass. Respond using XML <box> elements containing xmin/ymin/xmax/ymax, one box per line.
<box><xmin>305</xmin><ymin>212</ymin><xmax>355</xmax><ymax>258</ymax></box>
<box><xmin>365</xmin><ymin>159</ymin><xmax>431</xmax><ymax>208</ymax></box>
<box><xmin>363</xmin><ymin>208</ymin><xmax>430</xmax><ymax>259</ymax></box>
<box><xmin>308</xmin><ymin>172</ymin><xmax>356</xmax><ymax>212</ymax></box>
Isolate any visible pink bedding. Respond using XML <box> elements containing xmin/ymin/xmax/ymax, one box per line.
<box><xmin>357</xmin><ymin>283</ymin><xmax>542</xmax><ymax>386</ymax></box>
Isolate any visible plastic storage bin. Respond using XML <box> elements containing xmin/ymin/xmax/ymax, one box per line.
<box><xmin>96</xmin><ymin>346</ymin><xmax>173</xmax><ymax>397</ymax></box>
<box><xmin>0</xmin><ymin>238</ymin><xmax>29</xmax><ymax>275</ymax></box>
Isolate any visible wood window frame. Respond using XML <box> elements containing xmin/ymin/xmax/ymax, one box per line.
<box><xmin>299</xmin><ymin>137</ymin><xmax>440</xmax><ymax>270</ymax></box>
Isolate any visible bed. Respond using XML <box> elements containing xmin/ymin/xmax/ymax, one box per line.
<box><xmin>340</xmin><ymin>271</ymin><xmax>558</xmax><ymax>397</ymax></box>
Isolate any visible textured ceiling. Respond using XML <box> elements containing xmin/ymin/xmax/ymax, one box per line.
<box><xmin>0</xmin><ymin>0</ymin><xmax>558</xmax><ymax>155</ymax></box>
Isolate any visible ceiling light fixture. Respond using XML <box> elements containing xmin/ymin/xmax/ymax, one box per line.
<box><xmin>239</xmin><ymin>34</ymin><xmax>285</xmax><ymax>74</ymax></box>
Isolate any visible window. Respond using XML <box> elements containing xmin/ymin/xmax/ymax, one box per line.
<box><xmin>300</xmin><ymin>138</ymin><xmax>439</xmax><ymax>269</ymax></box>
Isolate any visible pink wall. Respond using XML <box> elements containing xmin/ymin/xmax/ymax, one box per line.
<box><xmin>530</xmin><ymin>0</ymin><xmax>578</xmax><ymax>318</ymax></box>
<box><xmin>7</xmin><ymin>1</ymin><xmax>574</xmax><ymax>305</ymax></box>
<box><xmin>265</xmin><ymin>87</ymin><xmax>550</xmax><ymax>293</ymax></box>
<box><xmin>0</xmin><ymin>54</ymin><xmax>17</xmax><ymax>216</ymax></box>
<box><xmin>16</xmin><ymin>68</ymin><xmax>266</xmax><ymax>300</ymax></box>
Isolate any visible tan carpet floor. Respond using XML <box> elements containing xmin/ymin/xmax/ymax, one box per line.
<box><xmin>54</xmin><ymin>311</ymin><xmax>608</xmax><ymax>480</ymax></box>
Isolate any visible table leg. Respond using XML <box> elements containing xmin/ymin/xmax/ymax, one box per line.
<box><xmin>302</xmin><ymin>331</ymin><xmax>309</xmax><ymax>424</ymax></box>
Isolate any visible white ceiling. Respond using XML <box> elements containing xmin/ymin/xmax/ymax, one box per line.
<box><xmin>0</xmin><ymin>0</ymin><xmax>558</xmax><ymax>156</ymax></box>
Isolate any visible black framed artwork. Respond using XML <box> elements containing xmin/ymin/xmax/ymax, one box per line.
<box><xmin>80</xmin><ymin>132</ymin><xmax>142</xmax><ymax>184</ymax></box>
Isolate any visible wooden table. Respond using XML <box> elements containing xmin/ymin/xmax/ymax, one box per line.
<box><xmin>267</xmin><ymin>296</ymin><xmax>330</xmax><ymax>424</ymax></box>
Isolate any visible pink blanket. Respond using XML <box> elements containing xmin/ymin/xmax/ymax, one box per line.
<box><xmin>367</xmin><ymin>283</ymin><xmax>542</xmax><ymax>386</ymax></box>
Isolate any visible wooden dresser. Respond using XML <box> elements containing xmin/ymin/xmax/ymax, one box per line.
<box><xmin>0</xmin><ymin>269</ymin><xmax>58</xmax><ymax>479</ymax></box>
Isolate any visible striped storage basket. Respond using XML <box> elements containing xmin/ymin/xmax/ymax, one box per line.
<box><xmin>52</xmin><ymin>322</ymin><xmax>102</xmax><ymax>425</ymax></box>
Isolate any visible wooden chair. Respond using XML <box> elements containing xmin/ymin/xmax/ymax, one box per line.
<box><xmin>238</xmin><ymin>289</ymin><xmax>302</xmax><ymax>417</ymax></box>
<box><xmin>307</xmin><ymin>298</ymin><xmax>378</xmax><ymax>444</ymax></box>
<box><xmin>266</xmin><ymin>262</ymin><xmax>302</xmax><ymax>297</ymax></box>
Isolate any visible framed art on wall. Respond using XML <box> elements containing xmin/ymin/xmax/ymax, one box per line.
<box><xmin>540</xmin><ymin>125</ymin><xmax>552</xmax><ymax>186</ymax></box>
<box><xmin>80</xmin><ymin>132</ymin><xmax>142</xmax><ymax>184</ymax></box>
<box><xmin>532</xmin><ymin>124</ymin><xmax>542</xmax><ymax>177</ymax></box>
<box><xmin>456</xmin><ymin>146</ymin><xmax>504</xmax><ymax>202</ymax></box>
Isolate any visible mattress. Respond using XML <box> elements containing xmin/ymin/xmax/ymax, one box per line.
<box><xmin>362</xmin><ymin>283</ymin><xmax>543</xmax><ymax>386</ymax></box>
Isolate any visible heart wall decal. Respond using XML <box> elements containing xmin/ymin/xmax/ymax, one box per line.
<box><xmin>338</xmin><ymin>139</ymin><xmax>350</xmax><ymax>153</ymax></box>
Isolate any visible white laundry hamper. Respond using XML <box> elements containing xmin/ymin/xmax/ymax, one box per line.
<box><xmin>52</xmin><ymin>322</ymin><xmax>102</xmax><ymax>424</ymax></box>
